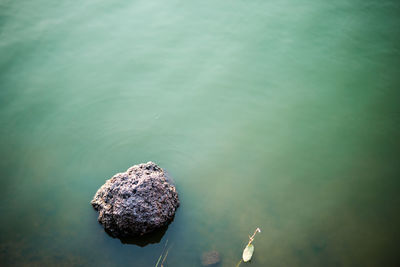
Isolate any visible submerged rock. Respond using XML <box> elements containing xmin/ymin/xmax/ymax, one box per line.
<box><xmin>91</xmin><ymin>162</ymin><xmax>179</xmax><ymax>237</ymax></box>
<box><xmin>201</xmin><ymin>250</ymin><xmax>220</xmax><ymax>266</ymax></box>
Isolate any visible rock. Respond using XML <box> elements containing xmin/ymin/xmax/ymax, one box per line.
<box><xmin>201</xmin><ymin>250</ymin><xmax>220</xmax><ymax>266</ymax></box>
<box><xmin>91</xmin><ymin>162</ymin><xmax>179</xmax><ymax>237</ymax></box>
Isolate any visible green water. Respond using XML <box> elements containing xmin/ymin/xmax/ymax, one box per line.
<box><xmin>1</xmin><ymin>0</ymin><xmax>399</xmax><ymax>266</ymax></box>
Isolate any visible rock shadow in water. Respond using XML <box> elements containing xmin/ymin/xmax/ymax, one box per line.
<box><xmin>106</xmin><ymin>224</ymin><xmax>169</xmax><ymax>247</ymax></box>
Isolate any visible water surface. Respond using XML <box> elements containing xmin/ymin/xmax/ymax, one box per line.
<box><xmin>1</xmin><ymin>0</ymin><xmax>399</xmax><ymax>266</ymax></box>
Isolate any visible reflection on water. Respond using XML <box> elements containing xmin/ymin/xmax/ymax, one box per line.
<box><xmin>0</xmin><ymin>0</ymin><xmax>399</xmax><ymax>266</ymax></box>
<box><xmin>116</xmin><ymin>225</ymin><xmax>169</xmax><ymax>247</ymax></box>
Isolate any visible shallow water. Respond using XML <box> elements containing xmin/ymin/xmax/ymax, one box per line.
<box><xmin>1</xmin><ymin>0</ymin><xmax>399</xmax><ymax>266</ymax></box>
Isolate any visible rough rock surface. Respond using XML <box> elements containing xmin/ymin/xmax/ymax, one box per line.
<box><xmin>91</xmin><ymin>162</ymin><xmax>179</xmax><ymax>237</ymax></box>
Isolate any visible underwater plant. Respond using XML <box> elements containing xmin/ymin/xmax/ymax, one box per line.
<box><xmin>155</xmin><ymin>240</ymin><xmax>172</xmax><ymax>267</ymax></box>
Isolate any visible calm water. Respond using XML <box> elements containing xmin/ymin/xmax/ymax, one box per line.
<box><xmin>1</xmin><ymin>0</ymin><xmax>399</xmax><ymax>266</ymax></box>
